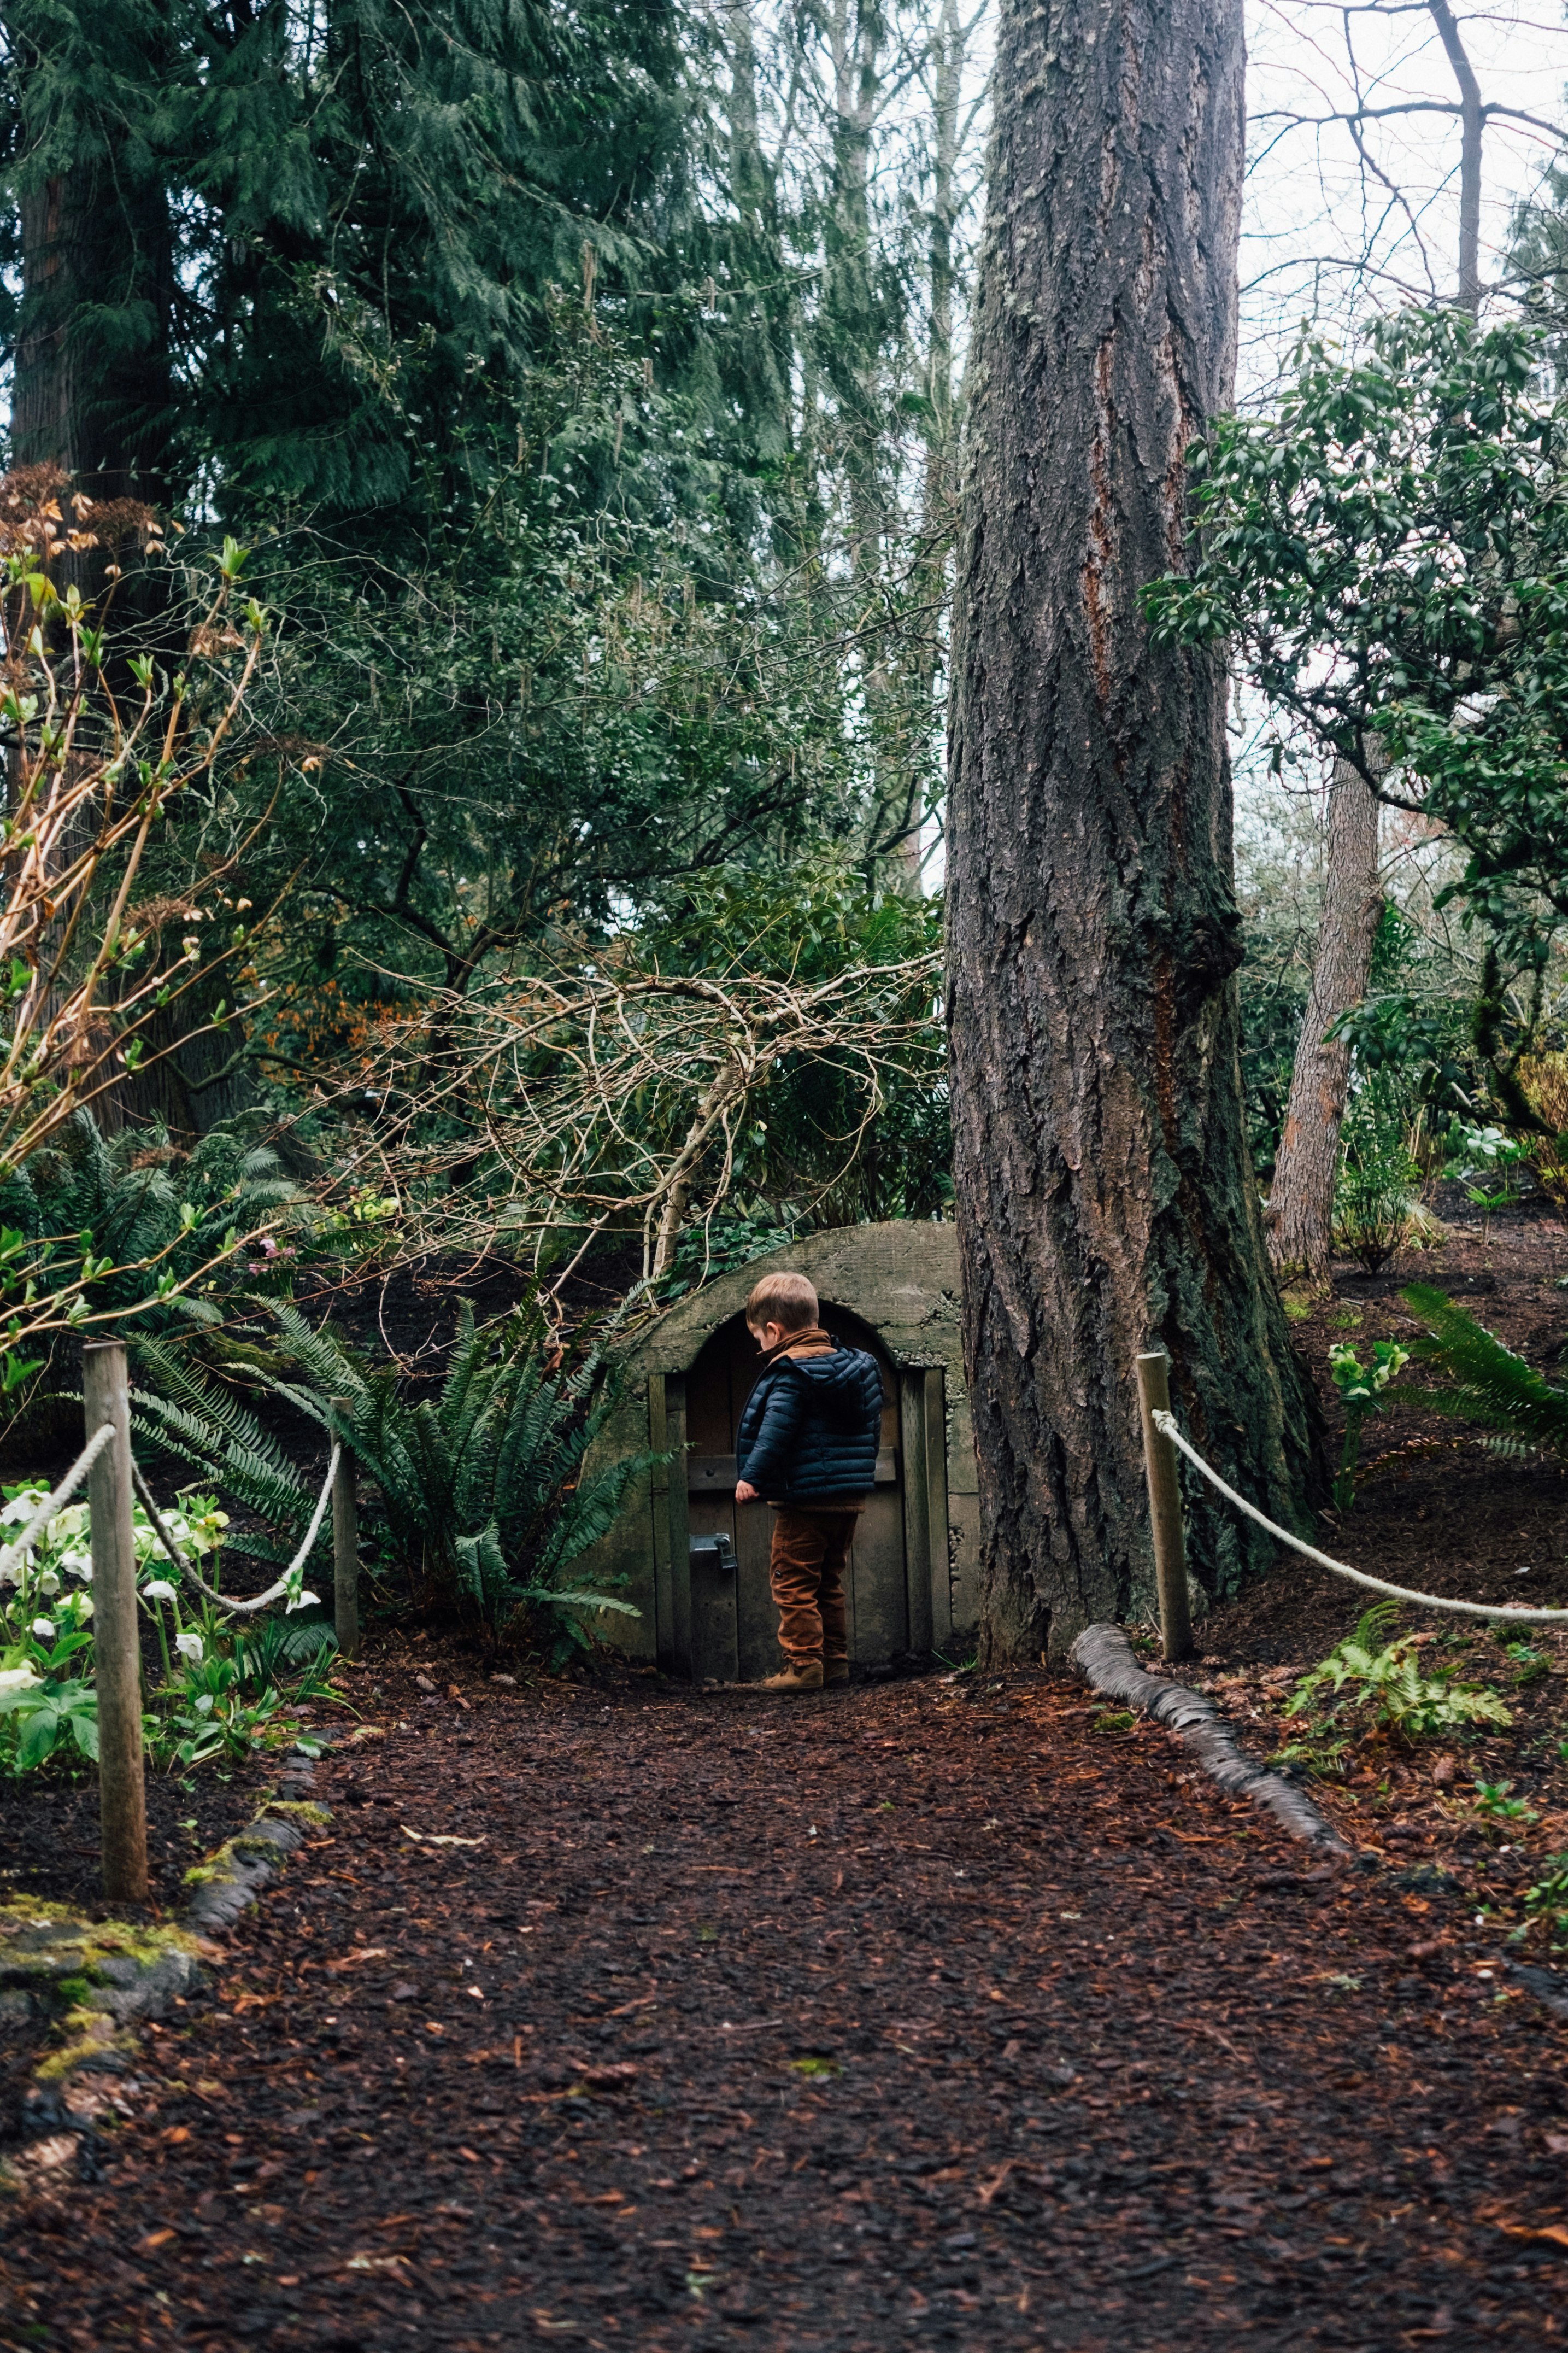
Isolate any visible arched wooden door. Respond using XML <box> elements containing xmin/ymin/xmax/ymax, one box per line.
<box><xmin>680</xmin><ymin>1307</ymin><xmax>908</xmax><ymax>1682</ymax></box>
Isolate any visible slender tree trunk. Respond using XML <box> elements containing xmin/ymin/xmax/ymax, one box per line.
<box><xmin>947</xmin><ymin>0</ymin><xmax>1318</xmax><ymax>1656</ymax></box>
<box><xmin>1266</xmin><ymin>756</ymin><xmax>1384</xmax><ymax>1283</ymax></box>
<box><xmin>723</xmin><ymin>0</ymin><xmax>792</xmax><ymax>465</ymax></box>
<box><xmin>1427</xmin><ymin>0</ymin><xmax>1483</xmax><ymax>314</ymax></box>
<box><xmin>883</xmin><ymin>0</ymin><xmax>972</xmax><ymax>898</ymax></box>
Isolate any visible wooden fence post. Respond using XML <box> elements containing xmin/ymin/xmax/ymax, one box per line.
<box><xmin>332</xmin><ymin>1403</ymin><xmax>359</xmax><ymax>1660</ymax></box>
<box><xmin>84</xmin><ymin>1341</ymin><xmax>148</xmax><ymax>1903</ymax></box>
<box><xmin>1134</xmin><ymin>1350</ymin><xmax>1195</xmax><ymax>1664</ymax></box>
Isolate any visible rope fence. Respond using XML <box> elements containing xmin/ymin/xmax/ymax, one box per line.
<box><xmin>0</xmin><ymin>1421</ymin><xmax>116</xmax><ymax>1587</ymax></box>
<box><xmin>5</xmin><ymin>1340</ymin><xmax>359</xmax><ymax>1903</ymax></box>
<box><xmin>1136</xmin><ymin>1347</ymin><xmax>1568</xmax><ymax>1659</ymax></box>
<box><xmin>131</xmin><ymin>1451</ymin><xmax>340</xmax><ymax>1618</ymax></box>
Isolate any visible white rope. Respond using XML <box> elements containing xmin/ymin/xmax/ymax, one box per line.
<box><xmin>1153</xmin><ymin>1408</ymin><xmax>1568</xmax><ymax>1626</ymax></box>
<box><xmin>0</xmin><ymin>1423</ymin><xmax>116</xmax><ymax>1584</ymax></box>
<box><xmin>132</xmin><ymin>1447</ymin><xmax>339</xmax><ymax>1619</ymax></box>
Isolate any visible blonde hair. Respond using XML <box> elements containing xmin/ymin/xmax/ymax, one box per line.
<box><xmin>745</xmin><ymin>1269</ymin><xmax>818</xmax><ymax>1333</ymax></box>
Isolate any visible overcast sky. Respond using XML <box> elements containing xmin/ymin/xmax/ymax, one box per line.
<box><xmin>1241</xmin><ymin>0</ymin><xmax>1568</xmax><ymax>391</ymax></box>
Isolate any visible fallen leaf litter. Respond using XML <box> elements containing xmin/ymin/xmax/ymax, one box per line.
<box><xmin>3</xmin><ymin>1649</ymin><xmax>1567</xmax><ymax>2349</ymax></box>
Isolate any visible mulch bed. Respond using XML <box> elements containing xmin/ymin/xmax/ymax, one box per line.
<box><xmin>6</xmin><ymin>1200</ymin><xmax>1568</xmax><ymax>2346</ymax></box>
<box><xmin>0</xmin><ymin>1747</ymin><xmax>279</xmax><ymax>2134</ymax></box>
<box><xmin>4</xmin><ymin>1638</ymin><xmax>1568</xmax><ymax>2352</ymax></box>
<box><xmin>1191</xmin><ymin>1196</ymin><xmax>1568</xmax><ymax>1929</ymax></box>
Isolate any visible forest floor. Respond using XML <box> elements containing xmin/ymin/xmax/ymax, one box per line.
<box><xmin>1193</xmin><ymin>1179</ymin><xmax>1568</xmax><ymax>1917</ymax></box>
<box><xmin>6</xmin><ymin>1193</ymin><xmax>1568</xmax><ymax>2349</ymax></box>
<box><xmin>3</xmin><ymin>1636</ymin><xmax>1568</xmax><ymax>2352</ymax></box>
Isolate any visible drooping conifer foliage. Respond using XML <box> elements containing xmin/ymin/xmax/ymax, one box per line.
<box><xmin>0</xmin><ymin>0</ymin><xmax>972</xmax><ymax>1280</ymax></box>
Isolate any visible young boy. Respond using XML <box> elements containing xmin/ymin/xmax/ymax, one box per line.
<box><xmin>733</xmin><ymin>1271</ymin><xmax>885</xmax><ymax>1694</ymax></box>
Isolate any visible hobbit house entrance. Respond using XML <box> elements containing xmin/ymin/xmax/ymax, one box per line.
<box><xmin>576</xmin><ymin>1222</ymin><xmax>980</xmax><ymax>1683</ymax></box>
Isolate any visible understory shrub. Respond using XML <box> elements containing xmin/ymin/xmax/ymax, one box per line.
<box><xmin>1401</xmin><ymin>1283</ymin><xmax>1568</xmax><ymax>1460</ymax></box>
<box><xmin>1517</xmin><ymin>1853</ymin><xmax>1568</xmax><ymax>1952</ymax></box>
<box><xmin>134</xmin><ymin>1301</ymin><xmax>655</xmax><ymax>1660</ymax></box>
<box><xmin>1517</xmin><ymin>1053</ymin><xmax>1568</xmax><ymax>1208</ymax></box>
<box><xmin>1328</xmin><ymin>1338</ymin><xmax>1410</xmax><ymax>1509</ymax></box>
<box><xmin>0</xmin><ymin>1477</ymin><xmax>332</xmax><ymax>1776</ymax></box>
<box><xmin>1286</xmin><ymin>1601</ymin><xmax>1512</xmax><ymax>1740</ymax></box>
<box><xmin>0</xmin><ymin>1111</ymin><xmax>301</xmax><ymax>1425</ymax></box>
<box><xmin>1334</xmin><ymin>1077</ymin><xmax>1421</xmax><ymax>1273</ymax></box>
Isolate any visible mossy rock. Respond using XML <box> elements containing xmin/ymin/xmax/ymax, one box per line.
<box><xmin>0</xmin><ymin>1900</ymin><xmax>201</xmax><ymax>1994</ymax></box>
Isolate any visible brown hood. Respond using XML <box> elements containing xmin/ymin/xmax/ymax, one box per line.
<box><xmin>763</xmin><ymin>1323</ymin><xmax>835</xmax><ymax>1366</ymax></box>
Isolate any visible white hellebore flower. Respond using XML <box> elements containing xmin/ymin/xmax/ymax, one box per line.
<box><xmin>142</xmin><ymin>1579</ymin><xmax>178</xmax><ymax>1605</ymax></box>
<box><xmin>175</xmin><ymin>1630</ymin><xmax>204</xmax><ymax>1665</ymax></box>
<box><xmin>0</xmin><ymin>1490</ymin><xmax>46</xmax><ymax>1525</ymax></box>
<box><xmin>61</xmin><ymin>1548</ymin><xmax>91</xmax><ymax>1581</ymax></box>
<box><xmin>31</xmin><ymin>1617</ymin><xmax>55</xmax><ymax>1640</ymax></box>
<box><xmin>0</xmin><ymin>1665</ymin><xmax>40</xmax><ymax>1697</ymax></box>
<box><xmin>285</xmin><ymin>1589</ymin><xmax>320</xmax><ymax>1614</ymax></box>
<box><xmin>37</xmin><ymin>1570</ymin><xmax>60</xmax><ymax>1596</ymax></box>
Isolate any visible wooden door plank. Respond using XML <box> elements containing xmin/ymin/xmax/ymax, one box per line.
<box><xmin>665</xmin><ymin>1374</ymin><xmax>694</xmax><ymax>1680</ymax></box>
<box><xmin>924</xmin><ymin>1367</ymin><xmax>953</xmax><ymax>1657</ymax></box>
<box><xmin>900</xmin><ymin>1369</ymin><xmax>935</xmax><ymax>1658</ymax></box>
<box><xmin>649</xmin><ymin>1374</ymin><xmax>674</xmax><ymax>1673</ymax></box>
<box><xmin>850</xmin><ymin>1488</ymin><xmax>909</xmax><ymax>1663</ymax></box>
<box><xmin>735</xmin><ymin>1498</ymin><xmax>778</xmax><ymax>1681</ymax></box>
<box><xmin>686</xmin><ymin>1489</ymin><xmax>741</xmax><ymax>1683</ymax></box>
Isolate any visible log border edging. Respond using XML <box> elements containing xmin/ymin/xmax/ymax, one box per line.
<box><xmin>1071</xmin><ymin>1623</ymin><xmax>1349</xmax><ymax>1852</ymax></box>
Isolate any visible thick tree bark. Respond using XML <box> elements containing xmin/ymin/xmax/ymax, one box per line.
<box><xmin>947</xmin><ymin>0</ymin><xmax>1318</xmax><ymax>1656</ymax></box>
<box><xmin>1266</xmin><ymin>757</ymin><xmax>1383</xmax><ymax>1283</ymax></box>
<box><xmin>13</xmin><ymin>168</ymin><xmax>172</xmax><ymax>505</ymax></box>
<box><xmin>9</xmin><ymin>6</ymin><xmax>174</xmax><ymax>567</ymax></box>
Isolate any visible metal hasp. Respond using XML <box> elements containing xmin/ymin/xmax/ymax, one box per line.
<box><xmin>690</xmin><ymin>1532</ymin><xmax>738</xmax><ymax>1577</ymax></box>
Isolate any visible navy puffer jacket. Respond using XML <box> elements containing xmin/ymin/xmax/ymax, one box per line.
<box><xmin>736</xmin><ymin>1339</ymin><xmax>885</xmax><ymax>1504</ymax></box>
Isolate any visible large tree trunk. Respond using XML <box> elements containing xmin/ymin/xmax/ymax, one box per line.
<box><xmin>11</xmin><ymin>131</ymin><xmax>173</xmax><ymax>517</ymax></box>
<box><xmin>946</xmin><ymin>0</ymin><xmax>1318</xmax><ymax>1656</ymax></box>
<box><xmin>1266</xmin><ymin>756</ymin><xmax>1383</xmax><ymax>1283</ymax></box>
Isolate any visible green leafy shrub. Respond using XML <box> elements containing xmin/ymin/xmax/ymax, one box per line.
<box><xmin>1470</xmin><ymin>1777</ymin><xmax>1540</xmax><ymax>1829</ymax></box>
<box><xmin>1517</xmin><ymin>1853</ymin><xmax>1568</xmax><ymax>1951</ymax></box>
<box><xmin>0</xmin><ymin>1672</ymin><xmax>98</xmax><ymax>1768</ymax></box>
<box><xmin>1334</xmin><ymin>1078</ymin><xmax>1420</xmax><ymax>1274</ymax></box>
<box><xmin>1442</xmin><ymin>1122</ymin><xmax>1532</xmax><ymax>1211</ymax></box>
<box><xmin>1287</xmin><ymin>1602</ymin><xmax>1512</xmax><ymax>1740</ymax></box>
<box><xmin>1401</xmin><ymin>1283</ymin><xmax>1568</xmax><ymax>1460</ymax></box>
<box><xmin>1517</xmin><ymin>1053</ymin><xmax>1568</xmax><ymax>1208</ymax></box>
<box><xmin>1265</xmin><ymin>1734</ymin><xmax>1352</xmax><ymax>1780</ymax></box>
<box><xmin>0</xmin><ymin>1112</ymin><xmax>299</xmax><ymax>1397</ymax></box>
<box><xmin>136</xmin><ymin>1301</ymin><xmax>656</xmax><ymax>1660</ymax></box>
<box><xmin>1</xmin><ymin>1465</ymin><xmax>330</xmax><ymax>1776</ymax></box>
<box><xmin>1328</xmin><ymin>1338</ymin><xmax>1410</xmax><ymax>1509</ymax></box>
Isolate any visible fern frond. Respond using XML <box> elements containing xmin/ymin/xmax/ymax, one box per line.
<box><xmin>133</xmin><ymin>1341</ymin><xmax>304</xmax><ymax>1490</ymax></box>
<box><xmin>1401</xmin><ymin>1283</ymin><xmax>1568</xmax><ymax>1460</ymax></box>
<box><xmin>269</xmin><ymin>1302</ymin><xmax>371</xmax><ymax>1407</ymax></box>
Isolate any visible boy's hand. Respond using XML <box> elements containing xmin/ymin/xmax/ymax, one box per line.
<box><xmin>735</xmin><ymin>1479</ymin><xmax>759</xmax><ymax>1503</ymax></box>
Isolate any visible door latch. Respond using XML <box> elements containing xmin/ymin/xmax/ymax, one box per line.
<box><xmin>690</xmin><ymin>1532</ymin><xmax>738</xmax><ymax>1576</ymax></box>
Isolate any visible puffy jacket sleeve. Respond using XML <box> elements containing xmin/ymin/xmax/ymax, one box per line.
<box><xmin>737</xmin><ymin>1369</ymin><xmax>807</xmax><ymax>1490</ymax></box>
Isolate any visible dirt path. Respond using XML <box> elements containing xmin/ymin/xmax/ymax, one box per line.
<box><xmin>5</xmin><ymin>1664</ymin><xmax>1566</xmax><ymax>2352</ymax></box>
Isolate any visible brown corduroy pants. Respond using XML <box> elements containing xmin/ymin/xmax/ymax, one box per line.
<box><xmin>768</xmin><ymin>1507</ymin><xmax>859</xmax><ymax>1666</ymax></box>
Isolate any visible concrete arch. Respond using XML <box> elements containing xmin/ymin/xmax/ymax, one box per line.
<box><xmin>577</xmin><ymin>1222</ymin><xmax>980</xmax><ymax>1679</ymax></box>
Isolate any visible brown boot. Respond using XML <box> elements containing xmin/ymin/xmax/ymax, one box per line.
<box><xmin>762</xmin><ymin>1660</ymin><xmax>824</xmax><ymax>1694</ymax></box>
<box><xmin>824</xmin><ymin>1661</ymin><xmax>850</xmax><ymax>1685</ymax></box>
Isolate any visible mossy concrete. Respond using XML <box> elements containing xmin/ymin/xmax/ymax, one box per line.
<box><xmin>2</xmin><ymin>1800</ymin><xmax>331</xmax><ymax>2112</ymax></box>
<box><xmin>2</xmin><ymin>1795</ymin><xmax>334</xmax><ymax>2190</ymax></box>
<box><xmin>0</xmin><ymin>1897</ymin><xmax>207</xmax><ymax>2078</ymax></box>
